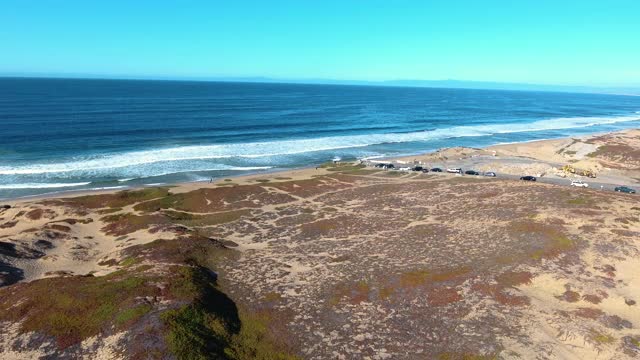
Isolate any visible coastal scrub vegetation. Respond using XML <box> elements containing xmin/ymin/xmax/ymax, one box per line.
<box><xmin>0</xmin><ymin>264</ymin><xmax>159</xmax><ymax>348</ymax></box>
<box><xmin>0</xmin><ymin>233</ymin><xmax>298</xmax><ymax>359</ymax></box>
<box><xmin>58</xmin><ymin>187</ymin><xmax>172</xmax><ymax>209</ymax></box>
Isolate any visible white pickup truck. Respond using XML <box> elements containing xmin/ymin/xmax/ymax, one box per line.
<box><xmin>446</xmin><ymin>168</ymin><xmax>462</xmax><ymax>174</ymax></box>
<box><xmin>570</xmin><ymin>180</ymin><xmax>589</xmax><ymax>188</ymax></box>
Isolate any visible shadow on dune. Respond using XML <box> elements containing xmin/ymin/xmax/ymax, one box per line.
<box><xmin>0</xmin><ymin>260</ymin><xmax>24</xmax><ymax>287</ymax></box>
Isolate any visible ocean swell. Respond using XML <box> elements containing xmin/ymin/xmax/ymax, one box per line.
<box><xmin>1</xmin><ymin>113</ymin><xmax>638</xmax><ymax>178</ymax></box>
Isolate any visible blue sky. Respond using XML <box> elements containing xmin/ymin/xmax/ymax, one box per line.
<box><xmin>1</xmin><ymin>0</ymin><xmax>639</xmax><ymax>86</ymax></box>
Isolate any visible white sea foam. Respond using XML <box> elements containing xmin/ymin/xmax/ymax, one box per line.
<box><xmin>0</xmin><ymin>113</ymin><xmax>638</xmax><ymax>177</ymax></box>
<box><xmin>110</xmin><ymin>166</ymin><xmax>272</xmax><ymax>184</ymax></box>
<box><xmin>0</xmin><ymin>182</ymin><xmax>91</xmax><ymax>189</ymax></box>
<box><xmin>360</xmin><ymin>155</ymin><xmax>387</xmax><ymax>161</ymax></box>
<box><xmin>88</xmin><ymin>186</ymin><xmax>127</xmax><ymax>190</ymax></box>
<box><xmin>226</xmin><ymin>166</ymin><xmax>273</xmax><ymax>171</ymax></box>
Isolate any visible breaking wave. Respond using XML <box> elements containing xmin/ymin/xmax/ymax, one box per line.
<box><xmin>0</xmin><ymin>182</ymin><xmax>91</xmax><ymax>189</ymax></box>
<box><xmin>0</xmin><ymin>114</ymin><xmax>640</xmax><ymax>190</ymax></box>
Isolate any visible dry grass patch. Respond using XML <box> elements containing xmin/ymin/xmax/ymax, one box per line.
<box><xmin>0</xmin><ymin>221</ymin><xmax>17</xmax><ymax>229</ymax></box>
<box><xmin>338</xmin><ymin>169</ymin><xmax>380</xmax><ymax>175</ymax></box>
<box><xmin>330</xmin><ymin>280</ymin><xmax>371</xmax><ymax>305</ymax></box>
<box><xmin>573</xmin><ymin>308</ymin><xmax>604</xmax><ymax>319</ymax></box>
<box><xmin>587</xmin><ymin>144</ymin><xmax>640</xmax><ymax>168</ymax></box>
<box><xmin>398</xmin><ymin>267</ymin><xmax>472</xmax><ymax>289</ymax></box>
<box><xmin>495</xmin><ymin>271</ymin><xmax>533</xmax><ymax>287</ymax></box>
<box><xmin>437</xmin><ymin>352</ymin><xmax>497</xmax><ymax>360</ymax></box>
<box><xmin>508</xmin><ymin>220</ymin><xmax>574</xmax><ymax>260</ymax></box>
<box><xmin>135</xmin><ymin>186</ymin><xmax>294</xmax><ymax>213</ymax></box>
<box><xmin>267</xmin><ymin>177</ymin><xmax>351</xmax><ymax>198</ymax></box>
<box><xmin>399</xmin><ymin>269</ymin><xmax>431</xmax><ymax>288</ymax></box>
<box><xmin>471</xmin><ymin>282</ymin><xmax>530</xmax><ymax>307</ymax></box>
<box><xmin>25</xmin><ymin>208</ymin><xmax>44</xmax><ymax>220</ymax></box>
<box><xmin>558</xmin><ymin>289</ymin><xmax>581</xmax><ymax>303</ymax></box>
<box><xmin>96</xmin><ymin>207</ymin><xmax>122</xmax><ymax>214</ymax></box>
<box><xmin>588</xmin><ymin>329</ymin><xmax>615</xmax><ymax>344</ymax></box>
<box><xmin>566</xmin><ymin>195</ymin><xmax>595</xmax><ymax>206</ymax></box>
<box><xmin>325</xmin><ymin>164</ymin><xmax>366</xmax><ymax>172</ymax></box>
<box><xmin>101</xmin><ymin>213</ymin><xmax>168</xmax><ymax>236</ymax></box>
<box><xmin>428</xmin><ymin>288</ymin><xmax>462</xmax><ymax>306</ymax></box>
<box><xmin>162</xmin><ymin>209</ymin><xmax>251</xmax><ymax>228</ymax></box>
<box><xmin>582</xmin><ymin>294</ymin><xmax>603</xmax><ymax>304</ymax></box>
<box><xmin>59</xmin><ymin>187</ymin><xmax>171</xmax><ymax>209</ymax></box>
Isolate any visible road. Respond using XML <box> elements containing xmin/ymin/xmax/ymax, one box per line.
<box><xmin>364</xmin><ymin>160</ymin><xmax>636</xmax><ymax>194</ymax></box>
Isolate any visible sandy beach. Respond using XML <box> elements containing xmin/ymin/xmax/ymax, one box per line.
<box><xmin>7</xmin><ymin>128</ymin><xmax>640</xmax><ymax>205</ymax></box>
<box><xmin>1</xmin><ymin>129</ymin><xmax>639</xmax><ymax>359</ymax></box>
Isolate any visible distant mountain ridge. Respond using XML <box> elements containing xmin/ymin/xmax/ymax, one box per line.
<box><xmin>217</xmin><ymin>77</ymin><xmax>640</xmax><ymax>96</ymax></box>
<box><xmin>2</xmin><ymin>73</ymin><xmax>640</xmax><ymax>96</ymax></box>
<box><xmin>382</xmin><ymin>79</ymin><xmax>640</xmax><ymax>96</ymax></box>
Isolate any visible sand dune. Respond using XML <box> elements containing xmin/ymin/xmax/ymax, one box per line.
<box><xmin>0</xmin><ymin>130</ymin><xmax>639</xmax><ymax>359</ymax></box>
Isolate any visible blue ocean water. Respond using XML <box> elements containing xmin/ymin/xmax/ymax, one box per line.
<box><xmin>1</xmin><ymin>77</ymin><xmax>640</xmax><ymax>199</ymax></box>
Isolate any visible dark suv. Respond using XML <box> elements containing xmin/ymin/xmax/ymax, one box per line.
<box><xmin>465</xmin><ymin>170</ymin><xmax>480</xmax><ymax>175</ymax></box>
<box><xmin>430</xmin><ymin>168</ymin><xmax>443</xmax><ymax>172</ymax></box>
<box><xmin>614</xmin><ymin>186</ymin><xmax>636</xmax><ymax>194</ymax></box>
<box><xmin>520</xmin><ymin>176</ymin><xmax>536</xmax><ymax>181</ymax></box>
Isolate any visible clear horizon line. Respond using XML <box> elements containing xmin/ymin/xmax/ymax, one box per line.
<box><xmin>1</xmin><ymin>73</ymin><xmax>640</xmax><ymax>95</ymax></box>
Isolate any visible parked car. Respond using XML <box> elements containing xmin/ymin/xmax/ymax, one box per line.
<box><xmin>520</xmin><ymin>176</ymin><xmax>536</xmax><ymax>181</ymax></box>
<box><xmin>614</xmin><ymin>186</ymin><xmax>636</xmax><ymax>194</ymax></box>
<box><xmin>446</xmin><ymin>168</ymin><xmax>462</xmax><ymax>174</ymax></box>
<box><xmin>384</xmin><ymin>164</ymin><xmax>395</xmax><ymax>169</ymax></box>
<box><xmin>464</xmin><ymin>170</ymin><xmax>480</xmax><ymax>175</ymax></box>
<box><xmin>430</xmin><ymin>168</ymin><xmax>443</xmax><ymax>172</ymax></box>
<box><xmin>484</xmin><ymin>172</ymin><xmax>497</xmax><ymax>177</ymax></box>
<box><xmin>374</xmin><ymin>163</ymin><xmax>386</xmax><ymax>168</ymax></box>
<box><xmin>412</xmin><ymin>166</ymin><xmax>423</xmax><ymax>171</ymax></box>
<box><xmin>570</xmin><ymin>180</ymin><xmax>589</xmax><ymax>188</ymax></box>
<box><xmin>421</xmin><ymin>169</ymin><xmax>430</xmax><ymax>173</ymax></box>
<box><xmin>398</xmin><ymin>167</ymin><xmax>412</xmax><ymax>171</ymax></box>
